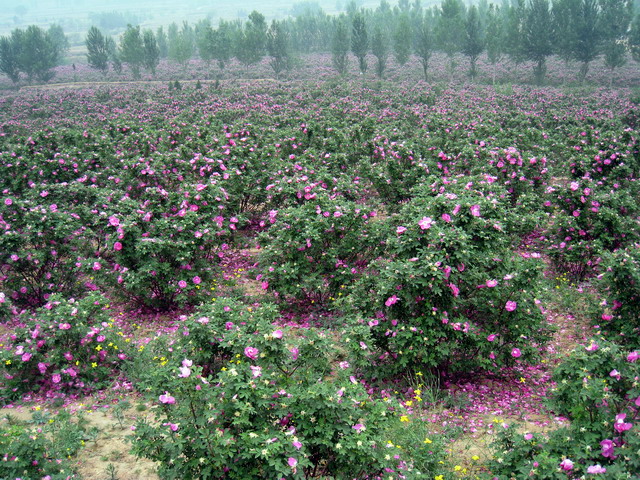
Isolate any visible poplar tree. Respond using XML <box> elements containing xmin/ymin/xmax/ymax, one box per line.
<box><xmin>332</xmin><ymin>15</ymin><xmax>350</xmax><ymax>75</ymax></box>
<box><xmin>119</xmin><ymin>24</ymin><xmax>145</xmax><ymax>78</ymax></box>
<box><xmin>351</xmin><ymin>12</ymin><xmax>368</xmax><ymax>74</ymax></box>
<box><xmin>371</xmin><ymin>24</ymin><xmax>388</xmax><ymax>78</ymax></box>
<box><xmin>86</xmin><ymin>26</ymin><xmax>110</xmax><ymax>74</ymax></box>
<box><xmin>462</xmin><ymin>5</ymin><xmax>484</xmax><ymax>79</ymax></box>
<box><xmin>414</xmin><ymin>13</ymin><xmax>434</xmax><ymax>81</ymax></box>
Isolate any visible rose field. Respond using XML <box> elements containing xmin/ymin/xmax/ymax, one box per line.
<box><xmin>1</xmin><ymin>55</ymin><xmax>640</xmax><ymax>479</ymax></box>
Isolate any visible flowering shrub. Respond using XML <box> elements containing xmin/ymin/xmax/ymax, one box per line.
<box><xmin>544</xmin><ymin>179</ymin><xmax>640</xmax><ymax>279</ymax></box>
<box><xmin>129</xmin><ymin>299</ymin><xmax>421</xmax><ymax>479</ymax></box>
<box><xmin>596</xmin><ymin>246</ymin><xmax>640</xmax><ymax>347</ymax></box>
<box><xmin>0</xmin><ymin>293</ymin><xmax>130</xmax><ymax>399</ymax></box>
<box><xmin>0</xmin><ymin>410</ymin><xmax>92</xmax><ymax>480</ymax></box>
<box><xmin>0</xmin><ymin>291</ymin><xmax>13</xmax><ymax>321</ymax></box>
<box><xmin>89</xmin><ymin>180</ymin><xmax>240</xmax><ymax>311</ymax></box>
<box><xmin>0</xmin><ymin>195</ymin><xmax>92</xmax><ymax>308</ymax></box>
<box><xmin>259</xmin><ymin>196</ymin><xmax>385</xmax><ymax>305</ymax></box>
<box><xmin>361</xmin><ymin>136</ymin><xmax>434</xmax><ymax>208</ymax></box>
<box><xmin>486</xmin><ymin>338</ymin><xmax>640</xmax><ymax>478</ymax></box>
<box><xmin>346</xmin><ymin>178</ymin><xmax>550</xmax><ymax>375</ymax></box>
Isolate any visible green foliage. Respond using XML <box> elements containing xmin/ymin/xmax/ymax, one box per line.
<box><xmin>629</xmin><ymin>13</ymin><xmax>640</xmax><ymax>63</ymax></box>
<box><xmin>486</xmin><ymin>339</ymin><xmax>640</xmax><ymax>478</ymax></box>
<box><xmin>485</xmin><ymin>5</ymin><xmax>505</xmax><ymax>74</ymax></box>
<box><xmin>462</xmin><ymin>5</ymin><xmax>484</xmax><ymax>79</ymax></box>
<box><xmin>0</xmin><ymin>293</ymin><xmax>131</xmax><ymax>399</ymax></box>
<box><xmin>237</xmin><ymin>11</ymin><xmax>267</xmax><ymax>68</ymax></box>
<box><xmin>351</xmin><ymin>12</ymin><xmax>368</xmax><ymax>74</ymax></box>
<box><xmin>212</xmin><ymin>21</ymin><xmax>233</xmax><ymax>70</ymax></box>
<box><xmin>86</xmin><ymin>26</ymin><xmax>110</xmax><ymax>73</ymax></box>
<box><xmin>371</xmin><ymin>24</ymin><xmax>388</xmax><ymax>78</ymax></box>
<box><xmin>258</xmin><ymin>196</ymin><xmax>385</xmax><ymax>305</ymax></box>
<box><xmin>0</xmin><ymin>193</ymin><xmax>94</xmax><ymax>308</ymax></box>
<box><xmin>599</xmin><ymin>0</ymin><xmax>632</xmax><ymax>74</ymax></box>
<box><xmin>414</xmin><ymin>13</ymin><xmax>434</xmax><ymax>81</ymax></box>
<box><xmin>596</xmin><ymin>246</ymin><xmax>640</xmax><ymax>347</ymax></box>
<box><xmin>129</xmin><ymin>299</ymin><xmax>413</xmax><ymax>479</ymax></box>
<box><xmin>0</xmin><ymin>25</ymin><xmax>63</xmax><ymax>84</ymax></box>
<box><xmin>119</xmin><ymin>24</ymin><xmax>145</xmax><ymax>78</ymax></box>
<box><xmin>332</xmin><ymin>15</ymin><xmax>350</xmax><ymax>75</ymax></box>
<box><xmin>267</xmin><ymin>20</ymin><xmax>292</xmax><ymax>78</ymax></box>
<box><xmin>47</xmin><ymin>24</ymin><xmax>69</xmax><ymax>58</ymax></box>
<box><xmin>544</xmin><ymin>178</ymin><xmax>640</xmax><ymax>279</ymax></box>
<box><xmin>89</xmin><ymin>181</ymin><xmax>238</xmax><ymax>311</ymax></box>
<box><xmin>0</xmin><ymin>410</ymin><xmax>95</xmax><ymax>480</ymax></box>
<box><xmin>0</xmin><ymin>35</ymin><xmax>20</xmax><ymax>84</ymax></box>
<box><xmin>393</xmin><ymin>14</ymin><xmax>412</xmax><ymax>66</ymax></box>
<box><xmin>156</xmin><ymin>26</ymin><xmax>168</xmax><ymax>58</ymax></box>
<box><xmin>142</xmin><ymin>29</ymin><xmax>160</xmax><ymax>75</ymax></box>
<box><xmin>195</xmin><ymin>19</ymin><xmax>214</xmax><ymax>67</ymax></box>
<box><xmin>346</xmin><ymin>179</ymin><xmax>551</xmax><ymax>376</ymax></box>
<box><xmin>0</xmin><ymin>291</ymin><xmax>13</xmax><ymax>321</ymax></box>
<box><xmin>168</xmin><ymin>21</ymin><xmax>195</xmax><ymax>68</ymax></box>
<box><xmin>522</xmin><ymin>0</ymin><xmax>554</xmax><ymax>84</ymax></box>
<box><xmin>559</xmin><ymin>0</ymin><xmax>601</xmax><ymax>81</ymax></box>
<box><xmin>436</xmin><ymin>0</ymin><xmax>465</xmax><ymax>77</ymax></box>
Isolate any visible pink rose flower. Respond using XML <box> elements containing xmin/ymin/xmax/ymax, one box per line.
<box><xmin>560</xmin><ymin>458</ymin><xmax>574</xmax><ymax>471</ymax></box>
<box><xmin>505</xmin><ymin>301</ymin><xmax>517</xmax><ymax>312</ymax></box>
<box><xmin>159</xmin><ymin>392</ymin><xmax>176</xmax><ymax>404</ymax></box>
<box><xmin>418</xmin><ymin>216</ymin><xmax>433</xmax><ymax>230</ymax></box>
<box><xmin>600</xmin><ymin>439</ymin><xmax>616</xmax><ymax>459</ymax></box>
<box><xmin>587</xmin><ymin>465</ymin><xmax>606</xmax><ymax>474</ymax></box>
<box><xmin>385</xmin><ymin>295</ymin><xmax>399</xmax><ymax>307</ymax></box>
<box><xmin>352</xmin><ymin>423</ymin><xmax>366</xmax><ymax>433</ymax></box>
<box><xmin>614</xmin><ymin>413</ymin><xmax>632</xmax><ymax>433</ymax></box>
<box><xmin>244</xmin><ymin>346</ymin><xmax>259</xmax><ymax>360</ymax></box>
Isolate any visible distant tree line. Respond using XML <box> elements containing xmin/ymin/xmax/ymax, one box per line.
<box><xmin>0</xmin><ymin>24</ymin><xmax>68</xmax><ymax>84</ymax></box>
<box><xmin>3</xmin><ymin>0</ymin><xmax>640</xmax><ymax>85</ymax></box>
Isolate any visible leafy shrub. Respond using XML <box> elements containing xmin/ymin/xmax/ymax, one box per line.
<box><xmin>0</xmin><ymin>410</ymin><xmax>94</xmax><ymax>480</ymax></box>
<box><xmin>0</xmin><ymin>293</ymin><xmax>130</xmax><ymax>399</ymax></box>
<box><xmin>361</xmin><ymin>137</ymin><xmax>434</xmax><ymax>208</ymax></box>
<box><xmin>544</xmin><ymin>179</ymin><xmax>639</xmax><ymax>279</ymax></box>
<box><xmin>0</xmin><ymin>291</ymin><xmax>13</xmax><ymax>321</ymax></box>
<box><xmin>596</xmin><ymin>245</ymin><xmax>640</xmax><ymax>347</ymax></box>
<box><xmin>485</xmin><ymin>338</ymin><xmax>640</xmax><ymax>478</ymax></box>
<box><xmin>346</xmin><ymin>178</ymin><xmax>551</xmax><ymax>375</ymax></box>
<box><xmin>0</xmin><ymin>195</ymin><xmax>93</xmax><ymax>309</ymax></box>
<box><xmin>480</xmin><ymin>146</ymin><xmax>549</xmax><ymax>206</ymax></box>
<box><xmin>259</xmin><ymin>196</ymin><xmax>385</xmax><ymax>305</ymax></box>
<box><xmin>90</xmin><ymin>182</ymin><xmax>239</xmax><ymax>311</ymax></box>
<box><xmin>130</xmin><ymin>299</ymin><xmax>422</xmax><ymax>479</ymax></box>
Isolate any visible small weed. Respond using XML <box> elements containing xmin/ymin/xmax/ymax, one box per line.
<box><xmin>105</xmin><ymin>463</ymin><xmax>118</xmax><ymax>480</ymax></box>
<box><xmin>112</xmin><ymin>399</ymin><xmax>131</xmax><ymax>428</ymax></box>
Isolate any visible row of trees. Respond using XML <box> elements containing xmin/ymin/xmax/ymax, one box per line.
<box><xmin>86</xmin><ymin>13</ymin><xmax>293</xmax><ymax>79</ymax></box>
<box><xmin>2</xmin><ymin>0</ymin><xmax>640</xmax><ymax>84</ymax></box>
<box><xmin>0</xmin><ymin>24</ymin><xmax>68</xmax><ymax>84</ymax></box>
<box><xmin>86</xmin><ymin>0</ymin><xmax>640</xmax><ymax>84</ymax></box>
